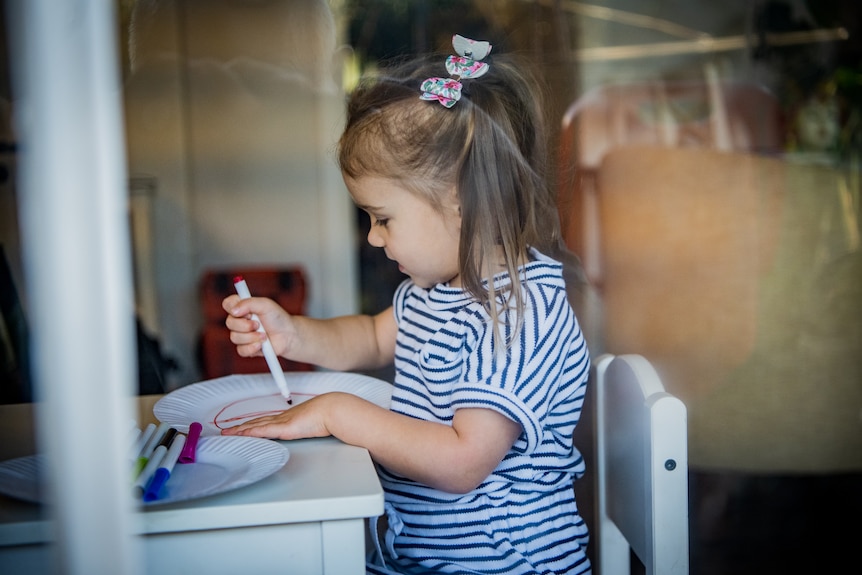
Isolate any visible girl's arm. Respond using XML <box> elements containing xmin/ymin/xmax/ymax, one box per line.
<box><xmin>223</xmin><ymin>393</ymin><xmax>522</xmax><ymax>494</ymax></box>
<box><xmin>222</xmin><ymin>295</ymin><xmax>521</xmax><ymax>491</ymax></box>
<box><xmin>223</xmin><ymin>294</ymin><xmax>397</xmax><ymax>371</ymax></box>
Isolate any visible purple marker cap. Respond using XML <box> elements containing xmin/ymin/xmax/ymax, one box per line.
<box><xmin>179</xmin><ymin>422</ymin><xmax>202</xmax><ymax>464</ymax></box>
<box><xmin>143</xmin><ymin>468</ymin><xmax>170</xmax><ymax>502</ymax></box>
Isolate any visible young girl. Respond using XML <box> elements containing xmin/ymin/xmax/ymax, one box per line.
<box><xmin>222</xmin><ymin>35</ymin><xmax>592</xmax><ymax>575</ymax></box>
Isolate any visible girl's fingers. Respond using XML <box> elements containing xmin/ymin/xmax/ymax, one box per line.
<box><xmin>226</xmin><ymin>412</ymin><xmax>291</xmax><ymax>433</ymax></box>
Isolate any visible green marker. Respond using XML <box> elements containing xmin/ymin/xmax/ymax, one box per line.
<box><xmin>133</xmin><ymin>422</ymin><xmax>169</xmax><ymax>480</ymax></box>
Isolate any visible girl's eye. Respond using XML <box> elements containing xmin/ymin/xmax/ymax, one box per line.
<box><xmin>373</xmin><ymin>217</ymin><xmax>389</xmax><ymax>228</ymax></box>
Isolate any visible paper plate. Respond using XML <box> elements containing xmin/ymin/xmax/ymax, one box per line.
<box><xmin>0</xmin><ymin>436</ymin><xmax>289</xmax><ymax>506</ymax></box>
<box><xmin>154</xmin><ymin>371</ymin><xmax>392</xmax><ymax>435</ymax></box>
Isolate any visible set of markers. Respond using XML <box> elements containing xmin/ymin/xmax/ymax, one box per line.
<box><xmin>129</xmin><ymin>421</ymin><xmax>203</xmax><ymax>502</ymax></box>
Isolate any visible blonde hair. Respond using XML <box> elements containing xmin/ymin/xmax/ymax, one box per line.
<box><xmin>339</xmin><ymin>52</ymin><xmax>582</xmax><ymax>344</ymax></box>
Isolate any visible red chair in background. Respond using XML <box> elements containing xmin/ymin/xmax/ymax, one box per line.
<box><xmin>198</xmin><ymin>267</ymin><xmax>313</xmax><ymax>379</ymax></box>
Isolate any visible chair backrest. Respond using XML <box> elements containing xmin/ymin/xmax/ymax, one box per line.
<box><xmin>556</xmin><ymin>80</ymin><xmax>784</xmax><ymax>348</ymax></box>
<box><xmin>595</xmin><ymin>354</ymin><xmax>689</xmax><ymax>575</ymax></box>
<box><xmin>557</xmin><ymin>79</ymin><xmax>784</xmax><ymax>286</ymax></box>
<box><xmin>596</xmin><ymin>146</ymin><xmax>786</xmax><ymax>404</ymax></box>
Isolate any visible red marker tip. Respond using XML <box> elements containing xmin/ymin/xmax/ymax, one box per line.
<box><xmin>233</xmin><ymin>275</ymin><xmax>244</xmax><ymax>284</ymax></box>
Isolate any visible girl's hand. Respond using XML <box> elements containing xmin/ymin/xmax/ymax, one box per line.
<box><xmin>222</xmin><ymin>294</ymin><xmax>295</xmax><ymax>359</ymax></box>
<box><xmin>221</xmin><ymin>391</ymin><xmax>521</xmax><ymax>494</ymax></box>
<box><xmin>220</xmin><ymin>393</ymin><xmax>341</xmax><ymax>440</ymax></box>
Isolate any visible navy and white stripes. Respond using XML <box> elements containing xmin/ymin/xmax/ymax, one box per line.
<box><xmin>371</xmin><ymin>249</ymin><xmax>591</xmax><ymax>574</ymax></box>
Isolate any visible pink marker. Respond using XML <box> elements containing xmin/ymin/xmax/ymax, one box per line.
<box><xmin>233</xmin><ymin>275</ymin><xmax>293</xmax><ymax>404</ymax></box>
<box><xmin>179</xmin><ymin>422</ymin><xmax>202</xmax><ymax>464</ymax></box>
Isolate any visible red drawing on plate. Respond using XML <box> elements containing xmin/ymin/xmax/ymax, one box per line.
<box><xmin>213</xmin><ymin>392</ymin><xmax>317</xmax><ymax>430</ymax></box>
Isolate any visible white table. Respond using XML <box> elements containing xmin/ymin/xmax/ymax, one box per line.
<box><xmin>0</xmin><ymin>397</ymin><xmax>384</xmax><ymax>574</ymax></box>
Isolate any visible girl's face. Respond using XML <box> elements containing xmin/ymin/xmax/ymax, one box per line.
<box><xmin>346</xmin><ymin>175</ymin><xmax>462</xmax><ymax>289</ymax></box>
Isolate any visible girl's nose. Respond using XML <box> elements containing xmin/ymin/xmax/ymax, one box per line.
<box><xmin>367</xmin><ymin>227</ymin><xmax>384</xmax><ymax>248</ymax></box>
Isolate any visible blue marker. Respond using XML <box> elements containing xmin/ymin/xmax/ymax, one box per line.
<box><xmin>133</xmin><ymin>444</ymin><xmax>168</xmax><ymax>498</ymax></box>
<box><xmin>144</xmin><ymin>434</ymin><xmax>187</xmax><ymax>502</ymax></box>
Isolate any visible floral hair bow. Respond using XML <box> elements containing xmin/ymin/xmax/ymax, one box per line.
<box><xmin>420</xmin><ymin>34</ymin><xmax>492</xmax><ymax>108</ymax></box>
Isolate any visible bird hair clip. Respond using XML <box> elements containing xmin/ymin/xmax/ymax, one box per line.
<box><xmin>420</xmin><ymin>34</ymin><xmax>492</xmax><ymax>108</ymax></box>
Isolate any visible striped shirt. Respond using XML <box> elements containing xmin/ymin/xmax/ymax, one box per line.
<box><xmin>368</xmin><ymin>249</ymin><xmax>592</xmax><ymax>575</ymax></box>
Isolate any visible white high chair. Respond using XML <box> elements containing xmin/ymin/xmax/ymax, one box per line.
<box><xmin>595</xmin><ymin>354</ymin><xmax>689</xmax><ymax>575</ymax></box>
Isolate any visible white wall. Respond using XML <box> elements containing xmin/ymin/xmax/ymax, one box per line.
<box><xmin>124</xmin><ymin>0</ymin><xmax>358</xmax><ymax>388</ymax></box>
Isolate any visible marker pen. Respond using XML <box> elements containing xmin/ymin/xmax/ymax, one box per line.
<box><xmin>233</xmin><ymin>275</ymin><xmax>293</xmax><ymax>404</ymax></box>
<box><xmin>132</xmin><ymin>423</ymin><xmax>156</xmax><ymax>459</ymax></box>
<box><xmin>132</xmin><ymin>422</ymin><xmax>165</xmax><ymax>477</ymax></box>
<box><xmin>157</xmin><ymin>427</ymin><xmax>178</xmax><ymax>451</ymax></box>
<box><xmin>179</xmin><ymin>422</ymin><xmax>202</xmax><ymax>464</ymax></box>
<box><xmin>141</xmin><ymin>422</ymin><xmax>169</xmax><ymax>456</ymax></box>
<box><xmin>127</xmin><ymin>426</ymin><xmax>142</xmax><ymax>455</ymax></box>
<box><xmin>144</xmin><ymin>434</ymin><xmax>187</xmax><ymax>502</ymax></box>
<box><xmin>133</xmin><ymin>444</ymin><xmax>168</xmax><ymax>498</ymax></box>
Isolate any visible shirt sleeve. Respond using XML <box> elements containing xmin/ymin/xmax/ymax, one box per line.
<box><xmin>450</xmin><ymin>281</ymin><xmax>584</xmax><ymax>454</ymax></box>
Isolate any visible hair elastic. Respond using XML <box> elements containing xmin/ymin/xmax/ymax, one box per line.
<box><xmin>420</xmin><ymin>34</ymin><xmax>492</xmax><ymax>108</ymax></box>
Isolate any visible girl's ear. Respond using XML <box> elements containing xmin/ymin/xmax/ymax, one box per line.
<box><xmin>445</xmin><ymin>186</ymin><xmax>462</xmax><ymax>220</ymax></box>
